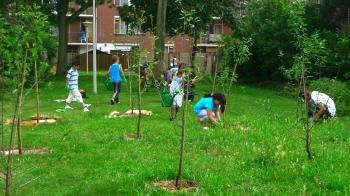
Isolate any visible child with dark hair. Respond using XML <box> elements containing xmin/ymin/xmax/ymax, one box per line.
<box><xmin>65</xmin><ymin>60</ymin><xmax>91</xmax><ymax>111</ymax></box>
<box><xmin>169</xmin><ymin>70</ymin><xmax>184</xmax><ymax>120</ymax></box>
<box><xmin>194</xmin><ymin>93</ymin><xmax>226</xmax><ymax>127</ymax></box>
<box><xmin>299</xmin><ymin>90</ymin><xmax>336</xmax><ymax>122</ymax></box>
<box><xmin>107</xmin><ymin>55</ymin><xmax>125</xmax><ymax>105</ymax></box>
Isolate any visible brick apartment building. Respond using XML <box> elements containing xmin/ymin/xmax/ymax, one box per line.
<box><xmin>67</xmin><ymin>0</ymin><xmax>231</xmax><ymax>72</ymax></box>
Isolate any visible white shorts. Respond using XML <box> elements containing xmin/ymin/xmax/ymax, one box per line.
<box><xmin>172</xmin><ymin>94</ymin><xmax>183</xmax><ymax>107</ymax></box>
<box><xmin>196</xmin><ymin>109</ymin><xmax>215</xmax><ymax>122</ymax></box>
<box><xmin>66</xmin><ymin>88</ymin><xmax>83</xmax><ymax>104</ymax></box>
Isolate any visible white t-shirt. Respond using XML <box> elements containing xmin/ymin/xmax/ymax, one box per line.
<box><xmin>311</xmin><ymin>91</ymin><xmax>336</xmax><ymax>117</ymax></box>
<box><xmin>170</xmin><ymin>76</ymin><xmax>183</xmax><ymax>96</ymax></box>
<box><xmin>66</xmin><ymin>68</ymin><xmax>79</xmax><ymax>90</ymax></box>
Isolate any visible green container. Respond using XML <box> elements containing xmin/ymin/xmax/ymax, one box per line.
<box><xmin>161</xmin><ymin>91</ymin><xmax>172</xmax><ymax>107</ymax></box>
<box><xmin>103</xmin><ymin>78</ymin><xmax>114</xmax><ymax>91</ymax></box>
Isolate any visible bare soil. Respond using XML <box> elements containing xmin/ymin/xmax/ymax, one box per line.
<box><xmin>150</xmin><ymin>179</ymin><xmax>198</xmax><ymax>193</ymax></box>
<box><xmin>125</xmin><ymin>134</ymin><xmax>142</xmax><ymax>140</ymax></box>
<box><xmin>0</xmin><ymin>147</ymin><xmax>49</xmax><ymax>156</ymax></box>
<box><xmin>107</xmin><ymin>110</ymin><xmax>152</xmax><ymax>118</ymax></box>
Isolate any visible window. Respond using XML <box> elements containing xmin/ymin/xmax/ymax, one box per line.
<box><xmin>213</xmin><ymin>24</ymin><xmax>223</xmax><ymax>35</ymax></box>
<box><xmin>114</xmin><ymin>16</ymin><xmax>127</xmax><ymax>34</ymax></box>
<box><xmin>114</xmin><ymin>0</ymin><xmax>130</xmax><ymax>7</ymax></box>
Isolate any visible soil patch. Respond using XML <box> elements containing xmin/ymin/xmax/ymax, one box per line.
<box><xmin>150</xmin><ymin>180</ymin><xmax>198</xmax><ymax>193</ymax></box>
<box><xmin>107</xmin><ymin>110</ymin><xmax>152</xmax><ymax>118</ymax></box>
<box><xmin>5</xmin><ymin>115</ymin><xmax>59</xmax><ymax>126</ymax></box>
<box><xmin>0</xmin><ymin>147</ymin><xmax>49</xmax><ymax>156</ymax></box>
<box><xmin>125</xmin><ymin>134</ymin><xmax>142</xmax><ymax>140</ymax></box>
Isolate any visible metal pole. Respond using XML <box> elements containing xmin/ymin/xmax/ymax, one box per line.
<box><xmin>92</xmin><ymin>0</ymin><xmax>97</xmax><ymax>93</ymax></box>
<box><xmin>86</xmin><ymin>26</ymin><xmax>89</xmax><ymax>73</ymax></box>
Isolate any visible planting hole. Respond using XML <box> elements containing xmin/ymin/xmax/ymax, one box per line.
<box><xmin>150</xmin><ymin>180</ymin><xmax>198</xmax><ymax>193</ymax></box>
<box><xmin>0</xmin><ymin>147</ymin><xmax>49</xmax><ymax>156</ymax></box>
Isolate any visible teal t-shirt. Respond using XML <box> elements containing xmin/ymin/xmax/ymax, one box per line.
<box><xmin>109</xmin><ymin>63</ymin><xmax>122</xmax><ymax>82</ymax></box>
<box><xmin>194</xmin><ymin>97</ymin><xmax>215</xmax><ymax>114</ymax></box>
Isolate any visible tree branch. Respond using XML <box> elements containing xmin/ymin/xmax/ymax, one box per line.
<box><xmin>67</xmin><ymin>0</ymin><xmax>93</xmax><ymax>23</ymax></box>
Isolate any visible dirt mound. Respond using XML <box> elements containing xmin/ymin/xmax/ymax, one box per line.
<box><xmin>107</xmin><ymin>110</ymin><xmax>152</xmax><ymax>118</ymax></box>
<box><xmin>125</xmin><ymin>134</ymin><xmax>142</xmax><ymax>140</ymax></box>
<box><xmin>0</xmin><ymin>147</ymin><xmax>49</xmax><ymax>156</ymax></box>
<box><xmin>150</xmin><ymin>179</ymin><xmax>198</xmax><ymax>193</ymax></box>
<box><xmin>5</xmin><ymin>115</ymin><xmax>59</xmax><ymax>126</ymax></box>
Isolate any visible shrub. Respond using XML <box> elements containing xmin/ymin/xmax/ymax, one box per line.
<box><xmin>309</xmin><ymin>78</ymin><xmax>350</xmax><ymax>116</ymax></box>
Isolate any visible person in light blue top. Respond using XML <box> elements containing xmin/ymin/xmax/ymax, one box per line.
<box><xmin>107</xmin><ymin>55</ymin><xmax>124</xmax><ymax>105</ymax></box>
<box><xmin>194</xmin><ymin>93</ymin><xmax>226</xmax><ymax>128</ymax></box>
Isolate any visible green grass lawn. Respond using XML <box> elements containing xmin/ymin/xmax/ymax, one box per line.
<box><xmin>1</xmin><ymin>73</ymin><xmax>349</xmax><ymax>195</ymax></box>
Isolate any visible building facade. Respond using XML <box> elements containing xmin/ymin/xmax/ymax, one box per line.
<box><xmin>67</xmin><ymin>0</ymin><xmax>231</xmax><ymax>72</ymax></box>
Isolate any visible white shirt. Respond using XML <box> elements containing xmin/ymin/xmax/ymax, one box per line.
<box><xmin>311</xmin><ymin>91</ymin><xmax>336</xmax><ymax>117</ymax></box>
<box><xmin>66</xmin><ymin>68</ymin><xmax>79</xmax><ymax>90</ymax></box>
<box><xmin>170</xmin><ymin>76</ymin><xmax>183</xmax><ymax>96</ymax></box>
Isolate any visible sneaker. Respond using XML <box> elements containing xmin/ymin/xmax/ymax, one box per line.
<box><xmin>84</xmin><ymin>104</ymin><xmax>91</xmax><ymax>108</ymax></box>
<box><xmin>65</xmin><ymin>105</ymin><xmax>73</xmax><ymax>110</ymax></box>
<box><xmin>83</xmin><ymin>107</ymin><xmax>89</xmax><ymax>112</ymax></box>
<box><xmin>110</xmin><ymin>99</ymin><xmax>114</xmax><ymax>105</ymax></box>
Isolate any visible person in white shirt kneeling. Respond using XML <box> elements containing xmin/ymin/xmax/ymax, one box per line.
<box><xmin>299</xmin><ymin>90</ymin><xmax>336</xmax><ymax>123</ymax></box>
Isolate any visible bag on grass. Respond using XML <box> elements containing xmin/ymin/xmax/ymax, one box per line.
<box><xmin>103</xmin><ymin>78</ymin><xmax>114</xmax><ymax>91</ymax></box>
<box><xmin>161</xmin><ymin>89</ymin><xmax>172</xmax><ymax>107</ymax></box>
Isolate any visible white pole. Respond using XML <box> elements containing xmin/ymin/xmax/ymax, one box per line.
<box><xmin>86</xmin><ymin>26</ymin><xmax>89</xmax><ymax>73</ymax></box>
<box><xmin>92</xmin><ymin>0</ymin><xmax>97</xmax><ymax>94</ymax></box>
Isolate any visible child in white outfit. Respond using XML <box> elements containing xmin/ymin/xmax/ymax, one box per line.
<box><xmin>65</xmin><ymin>61</ymin><xmax>91</xmax><ymax>112</ymax></box>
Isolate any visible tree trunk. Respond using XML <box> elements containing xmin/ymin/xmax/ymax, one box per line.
<box><xmin>175</xmin><ymin>66</ymin><xmax>191</xmax><ymax>187</ymax></box>
<box><xmin>154</xmin><ymin>0</ymin><xmax>167</xmax><ymax>80</ymax></box>
<box><xmin>16</xmin><ymin>52</ymin><xmax>28</xmax><ymax>155</ymax></box>
<box><xmin>1</xmin><ymin>58</ymin><xmax>4</xmax><ymax>146</ymax></box>
<box><xmin>301</xmin><ymin>61</ymin><xmax>312</xmax><ymax>160</ymax></box>
<box><xmin>128</xmin><ymin>53</ymin><xmax>134</xmax><ymax>113</ymax></box>
<box><xmin>5</xmin><ymin>71</ymin><xmax>22</xmax><ymax>196</ymax></box>
<box><xmin>211</xmin><ymin>58</ymin><xmax>218</xmax><ymax>94</ymax></box>
<box><xmin>35</xmin><ymin>60</ymin><xmax>40</xmax><ymax>124</ymax></box>
<box><xmin>57</xmin><ymin>1</ymin><xmax>69</xmax><ymax>76</ymax></box>
<box><xmin>223</xmin><ymin>61</ymin><xmax>239</xmax><ymax>122</ymax></box>
<box><xmin>136</xmin><ymin>58</ymin><xmax>142</xmax><ymax>138</ymax></box>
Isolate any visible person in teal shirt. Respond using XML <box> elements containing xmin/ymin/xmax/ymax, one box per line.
<box><xmin>107</xmin><ymin>55</ymin><xmax>124</xmax><ymax>104</ymax></box>
<box><xmin>194</xmin><ymin>93</ymin><xmax>226</xmax><ymax>127</ymax></box>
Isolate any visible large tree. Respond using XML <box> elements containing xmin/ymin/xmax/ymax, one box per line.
<box><xmin>0</xmin><ymin>0</ymin><xmax>106</xmax><ymax>76</ymax></box>
<box><xmin>56</xmin><ymin>0</ymin><xmax>105</xmax><ymax>76</ymax></box>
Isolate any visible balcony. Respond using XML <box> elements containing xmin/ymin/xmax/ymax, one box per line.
<box><xmin>67</xmin><ymin>7</ymin><xmax>93</xmax><ymax>17</ymax></box>
<box><xmin>68</xmin><ymin>31</ymin><xmax>93</xmax><ymax>44</ymax></box>
<box><xmin>209</xmin><ymin>34</ymin><xmax>222</xmax><ymax>42</ymax></box>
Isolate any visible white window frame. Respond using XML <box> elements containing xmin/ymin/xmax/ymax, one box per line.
<box><xmin>114</xmin><ymin>16</ymin><xmax>127</xmax><ymax>34</ymax></box>
<box><xmin>114</xmin><ymin>0</ymin><xmax>131</xmax><ymax>7</ymax></box>
<box><xmin>213</xmin><ymin>23</ymin><xmax>223</xmax><ymax>35</ymax></box>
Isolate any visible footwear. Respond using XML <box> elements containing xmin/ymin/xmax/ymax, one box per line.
<box><xmin>110</xmin><ymin>99</ymin><xmax>114</xmax><ymax>105</ymax></box>
<box><xmin>84</xmin><ymin>104</ymin><xmax>91</xmax><ymax>108</ymax></box>
<box><xmin>65</xmin><ymin>105</ymin><xmax>73</xmax><ymax>110</ymax></box>
<box><xmin>83</xmin><ymin>107</ymin><xmax>89</xmax><ymax>112</ymax></box>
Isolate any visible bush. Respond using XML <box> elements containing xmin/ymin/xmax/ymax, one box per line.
<box><xmin>309</xmin><ymin>78</ymin><xmax>350</xmax><ymax>116</ymax></box>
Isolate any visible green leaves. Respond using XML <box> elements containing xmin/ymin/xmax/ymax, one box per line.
<box><xmin>284</xmin><ymin>2</ymin><xmax>328</xmax><ymax>81</ymax></box>
<box><xmin>1</xmin><ymin>5</ymin><xmax>52</xmax><ymax>87</ymax></box>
